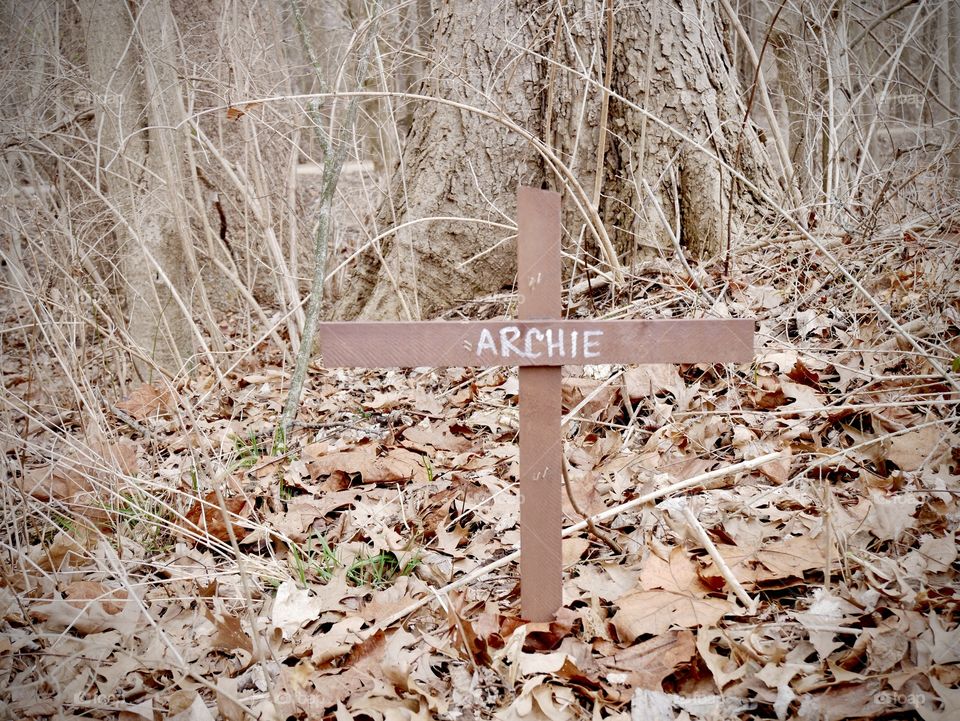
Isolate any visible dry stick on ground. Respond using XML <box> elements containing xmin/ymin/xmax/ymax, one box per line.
<box><xmin>374</xmin><ymin>451</ymin><xmax>785</xmax><ymax>629</ymax></box>
<box><xmin>561</xmin><ymin>451</ymin><xmax>622</xmax><ymax>555</ymax></box>
<box><xmin>661</xmin><ymin>497</ymin><xmax>758</xmax><ymax>614</ymax></box>
<box><xmin>279</xmin><ymin>1</ymin><xmax>382</xmax><ymax>437</ymax></box>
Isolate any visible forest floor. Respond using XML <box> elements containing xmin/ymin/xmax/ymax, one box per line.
<box><xmin>2</xmin><ymin>202</ymin><xmax>960</xmax><ymax>721</ymax></box>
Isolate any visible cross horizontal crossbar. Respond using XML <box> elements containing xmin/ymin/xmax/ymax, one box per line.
<box><xmin>319</xmin><ymin>319</ymin><xmax>753</xmax><ymax>368</ymax></box>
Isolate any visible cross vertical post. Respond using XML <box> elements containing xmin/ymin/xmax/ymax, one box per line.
<box><xmin>516</xmin><ymin>187</ymin><xmax>563</xmax><ymax>622</ymax></box>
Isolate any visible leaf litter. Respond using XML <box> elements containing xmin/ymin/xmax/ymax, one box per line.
<box><xmin>2</xmin><ymin>218</ymin><xmax>959</xmax><ymax>720</ymax></box>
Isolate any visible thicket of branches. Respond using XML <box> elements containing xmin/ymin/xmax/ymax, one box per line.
<box><xmin>2</xmin><ymin>1</ymin><xmax>955</xmax><ymax>391</ymax></box>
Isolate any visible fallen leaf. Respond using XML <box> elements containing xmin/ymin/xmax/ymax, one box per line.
<box><xmin>63</xmin><ymin>580</ymin><xmax>127</xmax><ymax>614</ymax></box>
<box><xmin>748</xmin><ymin>375</ymin><xmax>788</xmax><ymax>410</ymax></box>
<box><xmin>306</xmin><ymin>616</ymin><xmax>365</xmax><ymax>663</ymax></box>
<box><xmin>561</xmin><ymin>537</ymin><xmax>589</xmax><ymax>565</ymax></box>
<box><xmin>29</xmin><ymin>583</ymin><xmax>141</xmax><ymax>635</ymax></box>
<box><xmin>757</xmin><ymin>445</ymin><xmax>792</xmax><ymax>484</ymax></box>
<box><xmin>181</xmin><ymin>492</ymin><xmax>250</xmax><ymax>544</ymax></box>
<box><xmin>402</xmin><ymin>421</ymin><xmax>472</xmax><ymax>453</ymax></box>
<box><xmin>280</xmin><ymin>630</ymin><xmax>387</xmax><ymax>712</ymax></box>
<box><xmin>600</xmin><ymin>630</ymin><xmax>695</xmax><ymax>698</ymax></box>
<box><xmin>570</xmin><ymin>563</ymin><xmax>636</xmax><ymax>602</ymax></box>
<box><xmin>699</xmin><ymin>535</ymin><xmax>832</xmax><ymax>589</ymax></box>
<box><xmin>886</xmin><ymin>425</ymin><xmax>946</xmax><ymax>471</ymax></box>
<box><xmin>787</xmin><ymin>359</ymin><xmax>823</xmax><ymax>390</ymax></box>
<box><xmin>168</xmin><ymin>691</ymin><xmax>216</xmax><ymax>721</ymax></box>
<box><xmin>305</xmin><ymin>443</ymin><xmax>429</xmax><ymax>484</ymax></box>
<box><xmin>865</xmin><ymin>490</ymin><xmax>919</xmax><ymax>542</ymax></box>
<box><xmin>793</xmin><ymin>590</ymin><xmax>853</xmax><ymax>661</ymax></box>
<box><xmin>119</xmin><ymin>699</ymin><xmax>154</xmax><ymax>721</ymax></box>
<box><xmin>612</xmin><ymin>590</ymin><xmax>729</xmax><ymax>642</ymax></box>
<box><xmin>116</xmin><ymin>383</ymin><xmax>174</xmax><ymax>420</ymax></box>
<box><xmin>696</xmin><ymin>627</ymin><xmax>748</xmax><ymax>689</ymax></box>
<box><xmin>205</xmin><ymin>608</ymin><xmax>253</xmax><ymax>655</ymax></box>
<box><xmin>562</xmin><ymin>377</ymin><xmax>618</xmax><ymax>418</ymax></box>
<box><xmin>270</xmin><ymin>581</ymin><xmax>324</xmax><ymax>640</ymax></box>
<box><xmin>496</xmin><ymin>678</ymin><xmax>578</xmax><ymax>721</ymax></box>
<box><xmin>624</xmin><ymin>363</ymin><xmax>682</xmax><ymax>400</ymax></box>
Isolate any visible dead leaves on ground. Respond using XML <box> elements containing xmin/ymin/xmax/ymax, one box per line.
<box><xmin>3</xmin><ymin>229</ymin><xmax>960</xmax><ymax>719</ymax></box>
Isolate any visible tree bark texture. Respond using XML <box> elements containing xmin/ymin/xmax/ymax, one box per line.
<box><xmin>332</xmin><ymin>0</ymin><xmax>778</xmax><ymax>321</ymax></box>
<box><xmin>79</xmin><ymin>0</ymin><xmax>298</xmax><ymax>374</ymax></box>
<box><xmin>81</xmin><ymin>0</ymin><xmax>193</xmax><ymax>377</ymax></box>
<box><xmin>940</xmin><ymin>0</ymin><xmax>960</xmax><ymax>178</ymax></box>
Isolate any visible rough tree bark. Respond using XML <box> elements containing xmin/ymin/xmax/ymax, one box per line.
<box><xmin>939</xmin><ymin>0</ymin><xmax>960</xmax><ymax>178</ymax></box>
<box><xmin>332</xmin><ymin>0</ymin><xmax>779</xmax><ymax>321</ymax></box>
<box><xmin>81</xmin><ymin>0</ymin><xmax>194</xmax><ymax>377</ymax></box>
<box><xmin>80</xmin><ymin>0</ymin><xmax>296</xmax><ymax>376</ymax></box>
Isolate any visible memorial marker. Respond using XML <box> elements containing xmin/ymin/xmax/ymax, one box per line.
<box><xmin>319</xmin><ymin>187</ymin><xmax>753</xmax><ymax>621</ymax></box>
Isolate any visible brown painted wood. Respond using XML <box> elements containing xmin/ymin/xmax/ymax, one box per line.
<box><xmin>316</xmin><ymin>186</ymin><xmax>756</xmax><ymax>623</ymax></box>
<box><xmin>517</xmin><ymin>187</ymin><xmax>563</xmax><ymax>622</ymax></box>
<box><xmin>319</xmin><ymin>319</ymin><xmax>754</xmax><ymax>368</ymax></box>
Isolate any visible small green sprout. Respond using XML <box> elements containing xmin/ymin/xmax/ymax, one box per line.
<box><xmin>231</xmin><ymin>432</ymin><xmax>263</xmax><ymax>470</ymax></box>
<box><xmin>346</xmin><ymin>549</ymin><xmax>420</xmax><ymax>588</ymax></box>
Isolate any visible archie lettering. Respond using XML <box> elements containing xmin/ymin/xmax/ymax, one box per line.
<box><xmin>475</xmin><ymin>326</ymin><xmax>605</xmax><ymax>359</ymax></box>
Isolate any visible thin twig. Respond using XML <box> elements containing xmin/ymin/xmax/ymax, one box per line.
<box><xmin>662</xmin><ymin>498</ymin><xmax>758</xmax><ymax>614</ymax></box>
<box><xmin>591</xmin><ymin>0</ymin><xmax>614</xmax><ymax>210</ymax></box>
<box><xmin>561</xmin><ymin>453</ymin><xmax>622</xmax><ymax>555</ymax></box>
<box><xmin>279</xmin><ymin>1</ymin><xmax>383</xmax><ymax>436</ymax></box>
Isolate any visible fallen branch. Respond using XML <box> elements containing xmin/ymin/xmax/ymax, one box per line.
<box><xmin>561</xmin><ymin>454</ymin><xmax>622</xmax><ymax>556</ymax></box>
<box><xmin>661</xmin><ymin>498</ymin><xmax>758</xmax><ymax>614</ymax></box>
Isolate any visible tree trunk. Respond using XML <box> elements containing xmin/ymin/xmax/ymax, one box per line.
<box><xmin>332</xmin><ymin>0</ymin><xmax>779</xmax><ymax>321</ymax></box>
<box><xmin>772</xmin><ymin>8</ymin><xmax>817</xmax><ymax>204</ymax></box>
<box><xmin>940</xmin><ymin>0</ymin><xmax>960</xmax><ymax>178</ymax></box>
<box><xmin>80</xmin><ymin>0</ymin><xmax>296</xmax><ymax>376</ymax></box>
<box><xmin>819</xmin><ymin>3</ymin><xmax>855</xmax><ymax>218</ymax></box>
<box><xmin>81</xmin><ymin>0</ymin><xmax>193</xmax><ymax>378</ymax></box>
<box><xmin>601</xmin><ymin>1</ymin><xmax>777</xmax><ymax>259</ymax></box>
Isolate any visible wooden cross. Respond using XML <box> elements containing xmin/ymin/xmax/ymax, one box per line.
<box><xmin>318</xmin><ymin>187</ymin><xmax>753</xmax><ymax>621</ymax></box>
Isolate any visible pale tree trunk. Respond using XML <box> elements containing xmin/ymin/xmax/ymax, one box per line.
<box><xmin>171</xmin><ymin>0</ymin><xmax>302</xmax><ymax>351</ymax></box>
<box><xmin>81</xmin><ymin>0</ymin><xmax>193</xmax><ymax>378</ymax></box>
<box><xmin>332</xmin><ymin>0</ymin><xmax>545</xmax><ymax>321</ymax></box>
<box><xmin>940</xmin><ymin>0</ymin><xmax>960</xmax><ymax>178</ymax></box>
<box><xmin>332</xmin><ymin>0</ymin><xmax>779</xmax><ymax>321</ymax></box>
<box><xmin>769</xmin><ymin>2</ymin><xmax>855</xmax><ymax>215</ymax></box>
<box><xmin>0</xmin><ymin>2</ymin><xmax>54</xmax><ymax>278</ymax></box>
<box><xmin>772</xmin><ymin>8</ymin><xmax>818</xmax><ymax>204</ymax></box>
<box><xmin>303</xmin><ymin>0</ymin><xmax>424</xmax><ymax>173</ymax></box>
<box><xmin>819</xmin><ymin>2</ymin><xmax>855</xmax><ymax>218</ymax></box>
<box><xmin>771</xmin><ymin>2</ymin><xmax>893</xmax><ymax>218</ymax></box>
